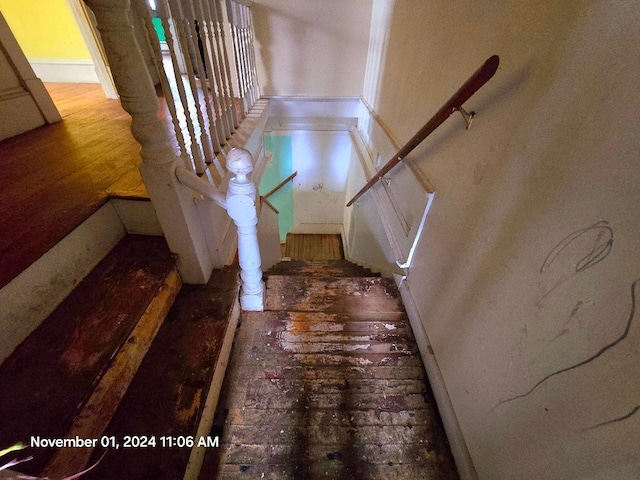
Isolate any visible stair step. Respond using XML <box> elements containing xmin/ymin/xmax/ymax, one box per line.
<box><xmin>237</xmin><ymin>311</ymin><xmax>417</xmax><ymax>357</ymax></box>
<box><xmin>249</xmin><ymin>310</ymin><xmax>411</xmax><ymax>335</ymax></box>
<box><xmin>201</xmin><ymin>271</ymin><xmax>459</xmax><ymax>479</ymax></box>
<box><xmin>0</xmin><ymin>235</ymin><xmax>178</xmax><ymax>477</ymax></box>
<box><xmin>265</xmin><ymin>276</ymin><xmax>404</xmax><ymax>313</ymax></box>
<box><xmin>284</xmin><ymin>233</ymin><xmax>343</xmax><ymax>261</ymax></box>
<box><xmin>80</xmin><ymin>265</ymin><xmax>240</xmax><ymax>480</ymax></box>
<box><xmin>217</xmin><ymin>462</ymin><xmax>447</xmax><ymax>480</ymax></box>
<box><xmin>266</xmin><ymin>259</ymin><xmax>378</xmax><ymax>277</ymax></box>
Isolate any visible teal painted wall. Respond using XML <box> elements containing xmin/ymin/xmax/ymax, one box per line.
<box><xmin>261</xmin><ymin>135</ymin><xmax>294</xmax><ymax>241</ymax></box>
<box><xmin>151</xmin><ymin>17</ymin><xmax>166</xmax><ymax>42</ymax></box>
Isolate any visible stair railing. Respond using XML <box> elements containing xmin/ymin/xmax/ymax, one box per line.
<box><xmin>84</xmin><ymin>0</ymin><xmax>265</xmax><ymax>309</ymax></box>
<box><xmin>83</xmin><ymin>0</ymin><xmax>216</xmax><ymax>285</ymax></box>
<box><xmin>346</xmin><ymin>55</ymin><xmax>500</xmax><ymax>207</ymax></box>
<box><xmin>225</xmin><ymin>148</ymin><xmax>265</xmax><ymax>310</ymax></box>
<box><xmin>262</xmin><ymin>170</ymin><xmax>297</xmax><ymax>199</ymax></box>
<box><xmin>226</xmin><ymin>0</ymin><xmax>260</xmax><ymax>116</ymax></box>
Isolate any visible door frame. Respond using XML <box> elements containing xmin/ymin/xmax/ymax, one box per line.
<box><xmin>0</xmin><ymin>11</ymin><xmax>61</xmax><ymax>131</ymax></box>
<box><xmin>67</xmin><ymin>0</ymin><xmax>119</xmax><ymax>99</ymax></box>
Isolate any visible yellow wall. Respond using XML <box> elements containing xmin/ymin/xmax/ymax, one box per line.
<box><xmin>0</xmin><ymin>0</ymin><xmax>91</xmax><ymax>60</ymax></box>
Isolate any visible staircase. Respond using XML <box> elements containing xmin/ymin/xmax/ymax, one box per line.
<box><xmin>0</xmin><ymin>235</ymin><xmax>240</xmax><ymax>480</ymax></box>
<box><xmin>203</xmin><ymin>259</ymin><xmax>459</xmax><ymax>479</ymax></box>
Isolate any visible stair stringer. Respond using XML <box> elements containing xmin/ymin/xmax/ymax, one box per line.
<box><xmin>183</xmin><ymin>292</ymin><xmax>241</xmax><ymax>480</ymax></box>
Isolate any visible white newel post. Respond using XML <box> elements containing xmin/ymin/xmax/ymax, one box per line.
<box><xmin>83</xmin><ymin>0</ymin><xmax>214</xmax><ymax>284</ymax></box>
<box><xmin>226</xmin><ymin>148</ymin><xmax>264</xmax><ymax>311</ymax></box>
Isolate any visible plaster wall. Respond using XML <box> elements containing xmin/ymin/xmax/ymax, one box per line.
<box><xmin>263</xmin><ymin>130</ymin><xmax>352</xmax><ymax>240</ymax></box>
<box><xmin>0</xmin><ymin>0</ymin><xmax>100</xmax><ymax>83</ymax></box>
<box><xmin>354</xmin><ymin>1</ymin><xmax>640</xmax><ymax>478</ymax></box>
<box><xmin>250</xmin><ymin>0</ymin><xmax>372</xmax><ymax>97</ymax></box>
<box><xmin>290</xmin><ymin>130</ymin><xmax>350</xmax><ymax>233</ymax></box>
<box><xmin>0</xmin><ymin>0</ymin><xmax>91</xmax><ymax>60</ymax></box>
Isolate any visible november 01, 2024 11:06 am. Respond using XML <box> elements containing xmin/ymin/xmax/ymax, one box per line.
<box><xmin>30</xmin><ymin>435</ymin><xmax>219</xmax><ymax>449</ymax></box>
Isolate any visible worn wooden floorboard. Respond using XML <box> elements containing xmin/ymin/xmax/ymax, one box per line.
<box><xmin>82</xmin><ymin>265</ymin><xmax>240</xmax><ymax>480</ymax></box>
<box><xmin>0</xmin><ymin>235</ymin><xmax>175</xmax><ymax>475</ymax></box>
<box><xmin>265</xmin><ymin>275</ymin><xmax>404</xmax><ymax>313</ymax></box>
<box><xmin>266</xmin><ymin>259</ymin><xmax>378</xmax><ymax>278</ymax></box>
<box><xmin>201</xmin><ymin>261</ymin><xmax>459</xmax><ymax>479</ymax></box>
<box><xmin>284</xmin><ymin>233</ymin><xmax>344</xmax><ymax>261</ymax></box>
<box><xmin>0</xmin><ymin>84</ymin><xmax>141</xmax><ymax>289</ymax></box>
<box><xmin>218</xmin><ymin>462</ymin><xmax>455</xmax><ymax>480</ymax></box>
<box><xmin>42</xmin><ymin>268</ymin><xmax>182</xmax><ymax>479</ymax></box>
<box><xmin>223</xmin><ymin>407</ymin><xmax>437</xmax><ymax>428</ymax></box>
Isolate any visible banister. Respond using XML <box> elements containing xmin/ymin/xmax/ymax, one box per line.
<box><xmin>260</xmin><ymin>196</ymin><xmax>280</xmax><ymax>214</ymax></box>
<box><xmin>263</xmin><ymin>171</ymin><xmax>297</xmax><ymax>199</ymax></box>
<box><xmin>347</xmin><ymin>55</ymin><xmax>500</xmax><ymax>207</ymax></box>
<box><xmin>175</xmin><ymin>165</ymin><xmax>227</xmax><ymax>209</ymax></box>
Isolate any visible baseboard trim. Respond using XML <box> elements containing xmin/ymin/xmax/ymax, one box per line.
<box><xmin>29</xmin><ymin>59</ymin><xmax>100</xmax><ymax>83</ymax></box>
<box><xmin>397</xmin><ymin>278</ymin><xmax>478</xmax><ymax>480</ymax></box>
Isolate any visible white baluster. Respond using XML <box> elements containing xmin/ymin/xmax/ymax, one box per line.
<box><xmin>217</xmin><ymin>0</ymin><xmax>241</xmax><ymax>128</ymax></box>
<box><xmin>84</xmin><ymin>0</ymin><xmax>214</xmax><ymax>284</ymax></box>
<box><xmin>245</xmin><ymin>5</ymin><xmax>260</xmax><ymax>106</ymax></box>
<box><xmin>226</xmin><ymin>148</ymin><xmax>264</xmax><ymax>311</ymax></box>
<box><xmin>194</xmin><ymin>0</ymin><xmax>232</xmax><ymax>142</ymax></box>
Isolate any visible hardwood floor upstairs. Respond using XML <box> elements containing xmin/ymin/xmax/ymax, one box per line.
<box><xmin>0</xmin><ymin>83</ymin><xmax>146</xmax><ymax>289</ymax></box>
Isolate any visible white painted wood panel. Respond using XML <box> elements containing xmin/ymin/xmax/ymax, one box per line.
<box><xmin>0</xmin><ymin>11</ymin><xmax>60</xmax><ymax>140</ymax></box>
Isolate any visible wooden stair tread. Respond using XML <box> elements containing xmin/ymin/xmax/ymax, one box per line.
<box><xmin>0</xmin><ymin>235</ymin><xmax>176</xmax><ymax>476</ymax></box>
<box><xmin>201</xmin><ymin>263</ymin><xmax>459</xmax><ymax>479</ymax></box>
<box><xmin>81</xmin><ymin>265</ymin><xmax>240</xmax><ymax>480</ymax></box>
<box><xmin>217</xmin><ymin>462</ymin><xmax>451</xmax><ymax>480</ymax></box>
<box><xmin>284</xmin><ymin>233</ymin><xmax>344</xmax><ymax>261</ymax></box>
<box><xmin>265</xmin><ymin>276</ymin><xmax>404</xmax><ymax>313</ymax></box>
<box><xmin>266</xmin><ymin>259</ymin><xmax>378</xmax><ymax>278</ymax></box>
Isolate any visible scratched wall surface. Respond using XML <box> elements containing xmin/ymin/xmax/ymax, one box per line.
<box><xmin>289</xmin><ymin>130</ymin><xmax>351</xmax><ymax>233</ymax></box>
<box><xmin>357</xmin><ymin>0</ymin><xmax>640</xmax><ymax>478</ymax></box>
<box><xmin>262</xmin><ymin>131</ymin><xmax>352</xmax><ymax>240</ymax></box>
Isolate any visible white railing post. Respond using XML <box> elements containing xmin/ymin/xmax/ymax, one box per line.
<box><xmin>83</xmin><ymin>0</ymin><xmax>214</xmax><ymax>284</ymax></box>
<box><xmin>226</xmin><ymin>148</ymin><xmax>264</xmax><ymax>311</ymax></box>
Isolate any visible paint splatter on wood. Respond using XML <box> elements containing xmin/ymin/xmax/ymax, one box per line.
<box><xmin>202</xmin><ymin>260</ymin><xmax>459</xmax><ymax>479</ymax></box>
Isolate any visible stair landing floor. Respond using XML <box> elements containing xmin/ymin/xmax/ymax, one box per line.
<box><xmin>284</xmin><ymin>233</ymin><xmax>344</xmax><ymax>261</ymax></box>
<box><xmin>201</xmin><ymin>263</ymin><xmax>459</xmax><ymax>479</ymax></box>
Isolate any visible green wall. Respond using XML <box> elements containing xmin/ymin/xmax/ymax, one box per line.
<box><xmin>151</xmin><ymin>17</ymin><xmax>166</xmax><ymax>42</ymax></box>
<box><xmin>260</xmin><ymin>135</ymin><xmax>293</xmax><ymax>242</ymax></box>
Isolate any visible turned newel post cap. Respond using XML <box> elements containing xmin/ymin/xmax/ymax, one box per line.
<box><xmin>227</xmin><ymin>148</ymin><xmax>254</xmax><ymax>177</ymax></box>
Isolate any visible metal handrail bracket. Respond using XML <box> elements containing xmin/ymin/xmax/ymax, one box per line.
<box><xmin>347</xmin><ymin>55</ymin><xmax>500</xmax><ymax>207</ymax></box>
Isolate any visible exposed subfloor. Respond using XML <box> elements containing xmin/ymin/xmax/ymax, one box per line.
<box><xmin>0</xmin><ymin>235</ymin><xmax>177</xmax><ymax>476</ymax></box>
<box><xmin>201</xmin><ymin>261</ymin><xmax>459</xmax><ymax>479</ymax></box>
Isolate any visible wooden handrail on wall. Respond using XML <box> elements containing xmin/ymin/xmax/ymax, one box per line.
<box><xmin>260</xmin><ymin>196</ymin><xmax>279</xmax><ymax>214</ymax></box>
<box><xmin>346</xmin><ymin>55</ymin><xmax>500</xmax><ymax>207</ymax></box>
<box><xmin>263</xmin><ymin>171</ymin><xmax>297</xmax><ymax>199</ymax></box>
